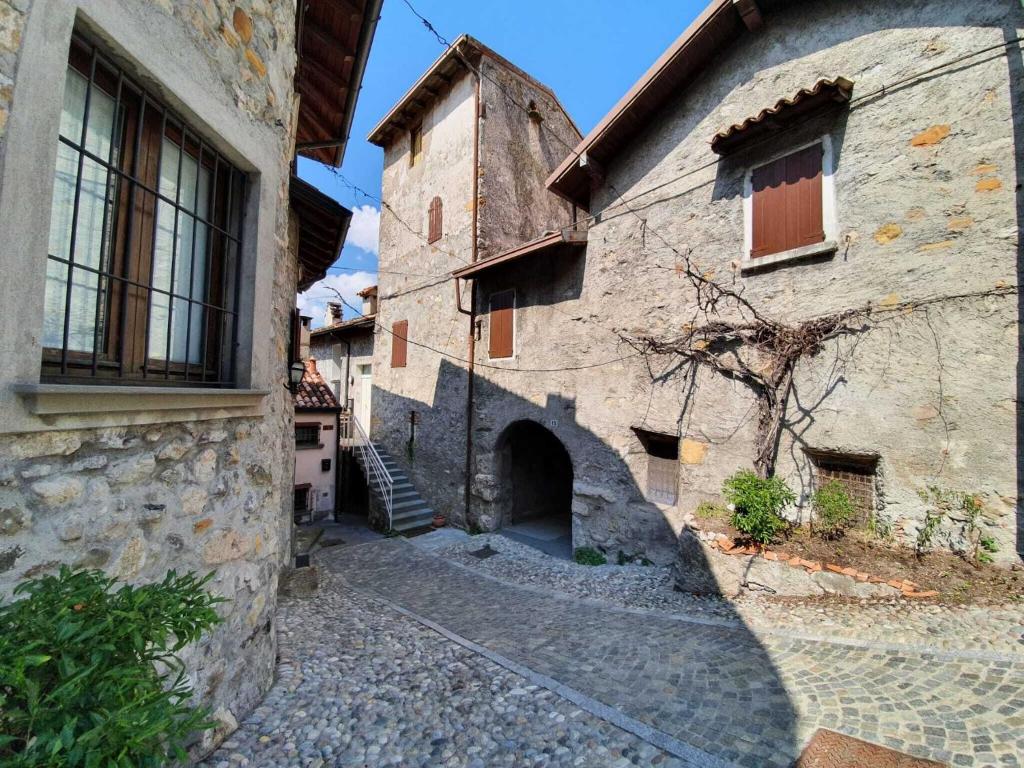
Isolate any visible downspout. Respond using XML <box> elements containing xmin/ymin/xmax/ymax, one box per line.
<box><xmin>343</xmin><ymin>338</ymin><xmax>352</xmax><ymax>409</ymax></box>
<box><xmin>333</xmin><ymin>407</ymin><xmax>341</xmax><ymax>521</ymax></box>
<box><xmin>340</xmin><ymin>338</ymin><xmax>351</xmax><ymax>518</ymax></box>
<box><xmin>463</xmin><ymin>64</ymin><xmax>481</xmax><ymax>526</ymax></box>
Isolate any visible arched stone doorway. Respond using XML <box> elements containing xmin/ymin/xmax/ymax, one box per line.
<box><xmin>494</xmin><ymin>420</ymin><xmax>573</xmax><ymax>556</ymax></box>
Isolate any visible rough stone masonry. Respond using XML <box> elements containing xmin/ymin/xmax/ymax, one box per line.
<box><xmin>0</xmin><ymin>0</ymin><xmax>300</xmax><ymax>755</ymax></box>
<box><xmin>366</xmin><ymin>0</ymin><xmax>1024</xmax><ymax>567</ymax></box>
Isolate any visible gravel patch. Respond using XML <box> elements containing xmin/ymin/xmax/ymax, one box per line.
<box><xmin>436</xmin><ymin>533</ymin><xmax>1024</xmax><ymax>656</ymax></box>
<box><xmin>198</xmin><ymin>568</ymin><xmax>689</xmax><ymax>768</ymax></box>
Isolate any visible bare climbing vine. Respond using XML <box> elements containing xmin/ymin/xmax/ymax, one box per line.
<box><xmin>618</xmin><ymin>265</ymin><xmax>1017</xmax><ymax>478</ymax></box>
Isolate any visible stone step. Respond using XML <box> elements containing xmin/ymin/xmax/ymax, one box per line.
<box><xmin>393</xmin><ymin>496</ymin><xmax>430</xmax><ymax>512</ymax></box>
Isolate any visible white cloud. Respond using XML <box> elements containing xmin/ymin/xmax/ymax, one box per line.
<box><xmin>346</xmin><ymin>204</ymin><xmax>380</xmax><ymax>255</ymax></box>
<box><xmin>297</xmin><ymin>270</ymin><xmax>376</xmax><ymax>328</ymax></box>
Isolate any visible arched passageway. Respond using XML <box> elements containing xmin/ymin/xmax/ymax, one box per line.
<box><xmin>494</xmin><ymin>420</ymin><xmax>573</xmax><ymax>556</ymax></box>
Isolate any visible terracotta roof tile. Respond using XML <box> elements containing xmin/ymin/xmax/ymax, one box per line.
<box><xmin>294</xmin><ymin>358</ymin><xmax>340</xmax><ymax>410</ymax></box>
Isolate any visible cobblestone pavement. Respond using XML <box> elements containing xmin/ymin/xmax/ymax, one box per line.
<box><xmin>428</xmin><ymin>532</ymin><xmax>1024</xmax><ymax>657</ymax></box>
<box><xmin>198</xmin><ymin>566</ymin><xmax>692</xmax><ymax>768</ymax></box>
<box><xmin>324</xmin><ymin>539</ymin><xmax>1024</xmax><ymax>768</ymax></box>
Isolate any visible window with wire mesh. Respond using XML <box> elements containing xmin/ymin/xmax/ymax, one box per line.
<box><xmin>42</xmin><ymin>33</ymin><xmax>246</xmax><ymax>386</ymax></box>
<box><xmin>295</xmin><ymin>424</ymin><xmax>320</xmax><ymax>449</ymax></box>
<box><xmin>808</xmin><ymin>451</ymin><xmax>877</xmax><ymax>522</ymax></box>
<box><xmin>634</xmin><ymin>428</ymin><xmax>679</xmax><ymax>505</ymax></box>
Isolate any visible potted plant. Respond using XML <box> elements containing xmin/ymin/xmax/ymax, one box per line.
<box><xmin>432</xmin><ymin>513</ymin><xmax>447</xmax><ymax>528</ymax></box>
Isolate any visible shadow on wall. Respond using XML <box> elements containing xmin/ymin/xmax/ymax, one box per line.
<box><xmin>1006</xmin><ymin>23</ymin><xmax>1024</xmax><ymax>562</ymax></box>
<box><xmin>367</xmin><ymin>357</ymin><xmax>802</xmax><ymax>765</ymax></box>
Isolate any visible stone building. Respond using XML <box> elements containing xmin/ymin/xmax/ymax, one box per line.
<box><xmin>363</xmin><ymin>35</ymin><xmax>582</xmax><ymax>526</ymax></box>
<box><xmin>0</xmin><ymin>0</ymin><xmax>379</xmax><ymax>754</ymax></box>
<box><xmin>368</xmin><ymin>1</ymin><xmax>1023</xmax><ymax>565</ymax></box>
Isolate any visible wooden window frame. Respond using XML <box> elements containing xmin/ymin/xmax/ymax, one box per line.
<box><xmin>488</xmin><ymin>289</ymin><xmax>515</xmax><ymax>360</ymax></box>
<box><xmin>41</xmin><ymin>32</ymin><xmax>246</xmax><ymax>387</ymax></box>
<box><xmin>427</xmin><ymin>196</ymin><xmax>442</xmax><ymax>244</ymax></box>
<box><xmin>391</xmin><ymin>320</ymin><xmax>408</xmax><ymax>368</ymax></box>
<box><xmin>741</xmin><ymin>135</ymin><xmax>837</xmax><ymax>272</ymax></box>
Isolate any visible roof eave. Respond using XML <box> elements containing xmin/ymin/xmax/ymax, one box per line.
<box><xmin>545</xmin><ymin>0</ymin><xmax>747</xmax><ymax>209</ymax></box>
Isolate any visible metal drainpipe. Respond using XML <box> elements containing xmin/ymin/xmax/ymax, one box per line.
<box><xmin>463</xmin><ymin>65</ymin><xmax>481</xmax><ymax>527</ymax></box>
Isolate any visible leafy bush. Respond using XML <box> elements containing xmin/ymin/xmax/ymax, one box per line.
<box><xmin>0</xmin><ymin>567</ymin><xmax>223</xmax><ymax>767</ymax></box>
<box><xmin>811</xmin><ymin>480</ymin><xmax>857</xmax><ymax>539</ymax></box>
<box><xmin>573</xmin><ymin>547</ymin><xmax>607</xmax><ymax>566</ymax></box>
<box><xmin>722</xmin><ymin>470</ymin><xmax>795</xmax><ymax>544</ymax></box>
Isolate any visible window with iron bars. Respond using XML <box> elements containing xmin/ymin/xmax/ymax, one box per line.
<box><xmin>42</xmin><ymin>32</ymin><xmax>246</xmax><ymax>387</ymax></box>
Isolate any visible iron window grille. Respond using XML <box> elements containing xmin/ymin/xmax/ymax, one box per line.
<box><xmin>295</xmin><ymin>424</ymin><xmax>321</xmax><ymax>449</ymax></box>
<box><xmin>42</xmin><ymin>32</ymin><xmax>246</xmax><ymax>387</ymax></box>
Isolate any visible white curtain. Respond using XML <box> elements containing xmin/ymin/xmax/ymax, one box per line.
<box><xmin>148</xmin><ymin>137</ymin><xmax>210</xmax><ymax>365</ymax></box>
<box><xmin>44</xmin><ymin>66</ymin><xmax>116</xmax><ymax>352</ymax></box>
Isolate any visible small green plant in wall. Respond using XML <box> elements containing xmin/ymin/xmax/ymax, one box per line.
<box><xmin>722</xmin><ymin>470</ymin><xmax>795</xmax><ymax>545</ymax></box>
<box><xmin>810</xmin><ymin>480</ymin><xmax>857</xmax><ymax>539</ymax></box>
<box><xmin>915</xmin><ymin>485</ymin><xmax>993</xmax><ymax>563</ymax></box>
<box><xmin>0</xmin><ymin>567</ymin><xmax>223</xmax><ymax>767</ymax></box>
<box><xmin>574</xmin><ymin>547</ymin><xmax>607</xmax><ymax>566</ymax></box>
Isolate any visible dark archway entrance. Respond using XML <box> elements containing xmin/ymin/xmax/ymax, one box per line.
<box><xmin>495</xmin><ymin>420</ymin><xmax>573</xmax><ymax>557</ymax></box>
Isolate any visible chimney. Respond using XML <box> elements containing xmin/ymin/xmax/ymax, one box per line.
<box><xmin>324</xmin><ymin>301</ymin><xmax>342</xmax><ymax>327</ymax></box>
<box><xmin>299</xmin><ymin>315</ymin><xmax>311</xmax><ymax>359</ymax></box>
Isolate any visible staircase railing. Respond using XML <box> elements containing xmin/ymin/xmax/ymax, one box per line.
<box><xmin>349</xmin><ymin>412</ymin><xmax>393</xmax><ymax>530</ymax></box>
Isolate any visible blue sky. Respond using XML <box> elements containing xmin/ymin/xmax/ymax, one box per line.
<box><xmin>297</xmin><ymin>0</ymin><xmax>706</xmax><ymax>325</ymax></box>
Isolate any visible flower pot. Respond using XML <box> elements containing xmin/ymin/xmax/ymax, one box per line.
<box><xmin>432</xmin><ymin>515</ymin><xmax>447</xmax><ymax>528</ymax></box>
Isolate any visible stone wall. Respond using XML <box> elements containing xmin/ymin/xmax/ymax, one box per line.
<box><xmin>476</xmin><ymin>57</ymin><xmax>580</xmax><ymax>257</ymax></box>
<box><xmin>371</xmin><ymin>48</ymin><xmax>581</xmax><ymax>528</ymax></box>
<box><xmin>0</xmin><ymin>0</ymin><xmax>300</xmax><ymax>756</ymax></box>
<box><xmin>0</xmin><ymin>418</ymin><xmax>285</xmax><ymax>749</ymax></box>
<box><xmin>464</xmin><ymin>0</ymin><xmax>1023</xmax><ymax>564</ymax></box>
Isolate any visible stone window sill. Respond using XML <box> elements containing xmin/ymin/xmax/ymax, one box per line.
<box><xmin>13</xmin><ymin>384</ymin><xmax>269</xmax><ymax>423</ymax></box>
<box><xmin>741</xmin><ymin>240</ymin><xmax>838</xmax><ymax>274</ymax></box>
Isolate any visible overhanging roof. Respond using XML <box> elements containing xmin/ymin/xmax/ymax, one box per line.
<box><xmin>452</xmin><ymin>229</ymin><xmax>587</xmax><ymax>280</ymax></box>
<box><xmin>711</xmin><ymin>77</ymin><xmax>854</xmax><ymax>154</ymax></box>
<box><xmin>309</xmin><ymin>314</ymin><xmax>376</xmax><ymax>338</ymax></box>
<box><xmin>546</xmin><ymin>0</ymin><xmax>764</xmax><ymax>209</ymax></box>
<box><xmin>295</xmin><ymin>0</ymin><xmax>383</xmax><ymax>167</ymax></box>
<box><xmin>368</xmin><ymin>34</ymin><xmax>580</xmax><ymax>147</ymax></box>
<box><xmin>290</xmin><ymin>176</ymin><xmax>351</xmax><ymax>292</ymax></box>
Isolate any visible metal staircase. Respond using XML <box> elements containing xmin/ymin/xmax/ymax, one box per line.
<box><xmin>345</xmin><ymin>412</ymin><xmax>434</xmax><ymax>534</ymax></box>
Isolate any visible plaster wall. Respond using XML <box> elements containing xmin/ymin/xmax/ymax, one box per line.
<box><xmin>0</xmin><ymin>0</ymin><xmax>299</xmax><ymax>752</ymax></box>
<box><xmin>468</xmin><ymin>0</ymin><xmax>1024</xmax><ymax>564</ymax></box>
<box><xmin>294</xmin><ymin>410</ymin><xmax>338</xmax><ymax>517</ymax></box>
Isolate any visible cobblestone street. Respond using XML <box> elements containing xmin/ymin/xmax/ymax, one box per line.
<box><xmin>203</xmin><ymin>538</ymin><xmax>1024</xmax><ymax>767</ymax></box>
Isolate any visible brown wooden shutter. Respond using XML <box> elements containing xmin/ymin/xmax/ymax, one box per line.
<box><xmin>750</xmin><ymin>143</ymin><xmax>824</xmax><ymax>258</ymax></box>
<box><xmin>488</xmin><ymin>290</ymin><xmax>514</xmax><ymax>358</ymax></box>
<box><xmin>427</xmin><ymin>196</ymin><xmax>442</xmax><ymax>243</ymax></box>
<box><xmin>391</xmin><ymin>320</ymin><xmax>408</xmax><ymax>368</ymax></box>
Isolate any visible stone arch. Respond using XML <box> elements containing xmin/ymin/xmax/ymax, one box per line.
<box><xmin>493</xmin><ymin>419</ymin><xmax>573</xmax><ymax>530</ymax></box>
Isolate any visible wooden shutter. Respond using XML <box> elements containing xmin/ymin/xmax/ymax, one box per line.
<box><xmin>488</xmin><ymin>290</ymin><xmax>514</xmax><ymax>358</ymax></box>
<box><xmin>427</xmin><ymin>196</ymin><xmax>442</xmax><ymax>243</ymax></box>
<box><xmin>391</xmin><ymin>320</ymin><xmax>408</xmax><ymax>368</ymax></box>
<box><xmin>750</xmin><ymin>143</ymin><xmax>824</xmax><ymax>258</ymax></box>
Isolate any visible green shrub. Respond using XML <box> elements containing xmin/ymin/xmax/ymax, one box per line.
<box><xmin>722</xmin><ymin>470</ymin><xmax>795</xmax><ymax>544</ymax></box>
<box><xmin>811</xmin><ymin>480</ymin><xmax>857</xmax><ymax>539</ymax></box>
<box><xmin>0</xmin><ymin>567</ymin><xmax>223</xmax><ymax>767</ymax></box>
<box><xmin>573</xmin><ymin>547</ymin><xmax>607</xmax><ymax>566</ymax></box>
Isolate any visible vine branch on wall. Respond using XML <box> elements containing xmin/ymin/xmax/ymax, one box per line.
<box><xmin>618</xmin><ymin>285</ymin><xmax>1017</xmax><ymax>478</ymax></box>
